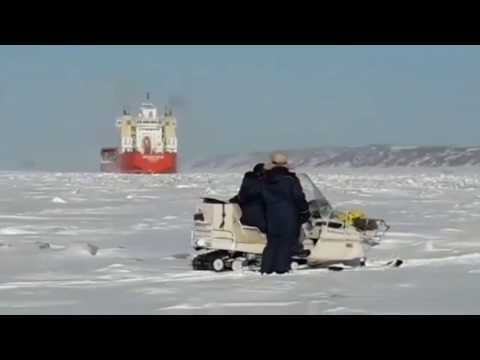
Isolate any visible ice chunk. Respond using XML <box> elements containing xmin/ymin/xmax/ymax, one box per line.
<box><xmin>86</xmin><ymin>243</ymin><xmax>99</xmax><ymax>256</ymax></box>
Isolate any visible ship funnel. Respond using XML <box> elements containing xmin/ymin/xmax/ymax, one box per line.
<box><xmin>146</xmin><ymin>92</ymin><xmax>150</xmax><ymax>101</ymax></box>
<box><xmin>165</xmin><ymin>106</ymin><xmax>173</xmax><ymax>116</ymax></box>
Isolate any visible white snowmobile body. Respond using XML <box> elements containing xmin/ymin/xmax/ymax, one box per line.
<box><xmin>191</xmin><ymin>173</ymin><xmax>389</xmax><ymax>271</ymax></box>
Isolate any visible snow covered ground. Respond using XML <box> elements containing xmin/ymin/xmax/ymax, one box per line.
<box><xmin>1</xmin><ymin>168</ymin><xmax>480</xmax><ymax>314</ymax></box>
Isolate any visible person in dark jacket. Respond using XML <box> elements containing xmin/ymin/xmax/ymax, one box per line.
<box><xmin>230</xmin><ymin>163</ymin><xmax>266</xmax><ymax>233</ymax></box>
<box><xmin>260</xmin><ymin>153</ymin><xmax>310</xmax><ymax>274</ymax></box>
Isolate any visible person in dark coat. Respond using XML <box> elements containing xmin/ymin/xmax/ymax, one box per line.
<box><xmin>260</xmin><ymin>153</ymin><xmax>310</xmax><ymax>274</ymax></box>
<box><xmin>230</xmin><ymin>163</ymin><xmax>266</xmax><ymax>233</ymax></box>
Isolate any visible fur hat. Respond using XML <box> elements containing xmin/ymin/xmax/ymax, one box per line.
<box><xmin>266</xmin><ymin>152</ymin><xmax>289</xmax><ymax>170</ymax></box>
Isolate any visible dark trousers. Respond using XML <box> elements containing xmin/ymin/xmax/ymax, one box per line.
<box><xmin>292</xmin><ymin>227</ymin><xmax>305</xmax><ymax>254</ymax></box>
<box><xmin>260</xmin><ymin>234</ymin><xmax>297</xmax><ymax>274</ymax></box>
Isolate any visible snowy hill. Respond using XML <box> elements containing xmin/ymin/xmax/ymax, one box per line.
<box><xmin>185</xmin><ymin>145</ymin><xmax>480</xmax><ymax>171</ymax></box>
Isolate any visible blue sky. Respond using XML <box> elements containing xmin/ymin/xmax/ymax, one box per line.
<box><xmin>1</xmin><ymin>45</ymin><xmax>480</xmax><ymax>171</ymax></box>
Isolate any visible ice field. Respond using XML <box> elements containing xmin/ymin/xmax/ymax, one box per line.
<box><xmin>1</xmin><ymin>168</ymin><xmax>480</xmax><ymax>314</ymax></box>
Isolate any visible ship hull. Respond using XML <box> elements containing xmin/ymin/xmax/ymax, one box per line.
<box><xmin>119</xmin><ymin>152</ymin><xmax>177</xmax><ymax>174</ymax></box>
<box><xmin>101</xmin><ymin>151</ymin><xmax>177</xmax><ymax>174</ymax></box>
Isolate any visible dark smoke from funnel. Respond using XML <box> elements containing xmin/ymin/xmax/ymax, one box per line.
<box><xmin>167</xmin><ymin>94</ymin><xmax>190</xmax><ymax>113</ymax></box>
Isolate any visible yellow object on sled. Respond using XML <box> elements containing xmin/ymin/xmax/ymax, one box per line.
<box><xmin>335</xmin><ymin>209</ymin><xmax>367</xmax><ymax>226</ymax></box>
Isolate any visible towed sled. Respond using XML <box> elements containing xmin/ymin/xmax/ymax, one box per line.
<box><xmin>191</xmin><ymin>174</ymin><xmax>398</xmax><ymax>272</ymax></box>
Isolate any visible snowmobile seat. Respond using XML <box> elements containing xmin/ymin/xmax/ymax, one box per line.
<box><xmin>202</xmin><ymin>197</ymin><xmax>228</xmax><ymax>204</ymax></box>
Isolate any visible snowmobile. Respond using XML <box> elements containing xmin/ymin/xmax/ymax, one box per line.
<box><xmin>191</xmin><ymin>173</ymin><xmax>397</xmax><ymax>272</ymax></box>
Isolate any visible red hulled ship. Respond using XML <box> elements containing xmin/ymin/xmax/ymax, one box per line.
<box><xmin>100</xmin><ymin>94</ymin><xmax>178</xmax><ymax>174</ymax></box>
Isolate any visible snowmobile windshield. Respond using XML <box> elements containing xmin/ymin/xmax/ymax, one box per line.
<box><xmin>297</xmin><ymin>173</ymin><xmax>333</xmax><ymax>218</ymax></box>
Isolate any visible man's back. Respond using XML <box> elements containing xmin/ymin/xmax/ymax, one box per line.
<box><xmin>262</xmin><ymin>166</ymin><xmax>309</xmax><ymax>238</ymax></box>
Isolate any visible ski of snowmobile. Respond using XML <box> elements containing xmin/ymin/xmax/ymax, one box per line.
<box><xmin>326</xmin><ymin>258</ymin><xmax>403</xmax><ymax>272</ymax></box>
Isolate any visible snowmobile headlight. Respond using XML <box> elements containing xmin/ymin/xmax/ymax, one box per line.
<box><xmin>194</xmin><ymin>238</ymin><xmax>208</xmax><ymax>248</ymax></box>
<box><xmin>192</xmin><ymin>231</ymin><xmax>203</xmax><ymax>245</ymax></box>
